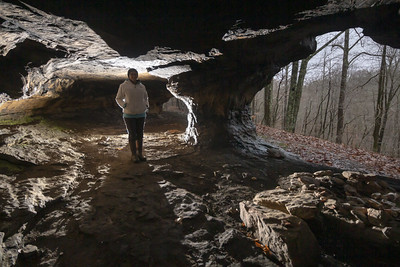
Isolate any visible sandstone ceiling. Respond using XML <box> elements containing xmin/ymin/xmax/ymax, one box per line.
<box><xmin>1</xmin><ymin>0</ymin><xmax>400</xmax><ymax>146</ymax></box>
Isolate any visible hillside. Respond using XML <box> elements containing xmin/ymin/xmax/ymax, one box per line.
<box><xmin>257</xmin><ymin>124</ymin><xmax>400</xmax><ymax>179</ymax></box>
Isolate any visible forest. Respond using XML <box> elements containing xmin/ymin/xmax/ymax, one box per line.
<box><xmin>251</xmin><ymin>28</ymin><xmax>400</xmax><ymax>157</ymax></box>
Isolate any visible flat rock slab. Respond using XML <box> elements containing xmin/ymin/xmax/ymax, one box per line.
<box><xmin>254</xmin><ymin>188</ymin><xmax>320</xmax><ymax>220</ymax></box>
<box><xmin>240</xmin><ymin>201</ymin><xmax>320</xmax><ymax>267</ymax></box>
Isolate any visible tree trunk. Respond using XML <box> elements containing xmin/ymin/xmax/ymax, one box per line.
<box><xmin>285</xmin><ymin>59</ymin><xmax>309</xmax><ymax>132</ymax></box>
<box><xmin>285</xmin><ymin>61</ymin><xmax>299</xmax><ymax>132</ymax></box>
<box><xmin>285</xmin><ymin>31</ymin><xmax>343</xmax><ymax>134</ymax></box>
<box><xmin>373</xmin><ymin>45</ymin><xmax>387</xmax><ymax>152</ymax></box>
<box><xmin>397</xmin><ymin>94</ymin><xmax>400</xmax><ymax>157</ymax></box>
<box><xmin>263</xmin><ymin>82</ymin><xmax>273</xmax><ymax>126</ymax></box>
<box><xmin>282</xmin><ymin>65</ymin><xmax>289</xmax><ymax>129</ymax></box>
<box><xmin>335</xmin><ymin>29</ymin><xmax>350</xmax><ymax>144</ymax></box>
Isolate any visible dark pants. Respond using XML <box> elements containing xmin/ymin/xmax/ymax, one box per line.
<box><xmin>124</xmin><ymin>117</ymin><xmax>145</xmax><ymax>155</ymax></box>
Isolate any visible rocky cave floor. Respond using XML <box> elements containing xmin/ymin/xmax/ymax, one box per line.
<box><xmin>0</xmin><ymin>109</ymin><xmax>399</xmax><ymax>266</ymax></box>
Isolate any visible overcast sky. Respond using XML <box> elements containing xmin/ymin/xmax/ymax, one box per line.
<box><xmin>304</xmin><ymin>28</ymin><xmax>384</xmax><ymax>83</ymax></box>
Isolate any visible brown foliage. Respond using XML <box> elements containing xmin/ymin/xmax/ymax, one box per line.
<box><xmin>257</xmin><ymin>125</ymin><xmax>400</xmax><ymax>179</ymax></box>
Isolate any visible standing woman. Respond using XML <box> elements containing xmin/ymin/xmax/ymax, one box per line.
<box><xmin>116</xmin><ymin>68</ymin><xmax>149</xmax><ymax>163</ymax></box>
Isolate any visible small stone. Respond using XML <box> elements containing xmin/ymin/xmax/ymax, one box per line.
<box><xmin>290</xmin><ymin>172</ymin><xmax>314</xmax><ymax>178</ymax></box>
<box><xmin>342</xmin><ymin>171</ymin><xmax>363</xmax><ymax>180</ymax></box>
<box><xmin>324</xmin><ymin>199</ymin><xmax>337</xmax><ymax>210</ymax></box>
<box><xmin>314</xmin><ymin>176</ymin><xmax>333</xmax><ymax>186</ymax></box>
<box><xmin>319</xmin><ymin>189</ymin><xmax>333</xmax><ymax>197</ymax></box>
<box><xmin>331</xmin><ymin>177</ymin><xmax>345</xmax><ymax>186</ymax></box>
<box><xmin>342</xmin><ymin>202</ymin><xmax>352</xmax><ymax>210</ymax></box>
<box><xmin>344</xmin><ymin>184</ymin><xmax>358</xmax><ymax>195</ymax></box>
<box><xmin>333</xmin><ymin>173</ymin><xmax>345</xmax><ymax>178</ymax></box>
<box><xmin>371</xmin><ymin>192</ymin><xmax>382</xmax><ymax>200</ymax></box>
<box><xmin>320</xmin><ymin>196</ymin><xmax>328</xmax><ymax>202</ymax></box>
<box><xmin>346</xmin><ymin>196</ymin><xmax>365</xmax><ymax>206</ymax></box>
<box><xmin>251</xmin><ymin>177</ymin><xmax>257</xmax><ymax>181</ymax></box>
<box><xmin>367</xmin><ymin>208</ymin><xmax>389</xmax><ymax>227</ymax></box>
<box><xmin>21</xmin><ymin>244</ymin><xmax>39</xmax><ymax>258</ymax></box>
<box><xmin>222</xmin><ymin>173</ymin><xmax>231</xmax><ymax>180</ymax></box>
<box><xmin>391</xmin><ymin>207</ymin><xmax>400</xmax><ymax>213</ymax></box>
<box><xmin>308</xmin><ymin>184</ymin><xmax>317</xmax><ymax>190</ymax></box>
<box><xmin>346</xmin><ymin>178</ymin><xmax>359</xmax><ymax>186</ymax></box>
<box><xmin>367</xmin><ymin>198</ymin><xmax>384</xmax><ymax>210</ymax></box>
<box><xmin>350</xmin><ymin>207</ymin><xmax>368</xmax><ymax>223</ymax></box>
<box><xmin>382</xmin><ymin>193</ymin><xmax>397</xmax><ymax>202</ymax></box>
<box><xmin>298</xmin><ymin>176</ymin><xmax>320</xmax><ymax>186</ymax></box>
<box><xmin>357</xmin><ymin>181</ymin><xmax>382</xmax><ymax>195</ymax></box>
<box><xmin>342</xmin><ymin>171</ymin><xmax>375</xmax><ymax>182</ymax></box>
<box><xmin>314</xmin><ymin>170</ymin><xmax>333</xmax><ymax>177</ymax></box>
<box><xmin>381</xmin><ymin>199</ymin><xmax>396</xmax><ymax>208</ymax></box>
<box><xmin>289</xmin><ymin>185</ymin><xmax>298</xmax><ymax>191</ymax></box>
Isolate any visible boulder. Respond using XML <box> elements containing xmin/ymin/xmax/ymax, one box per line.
<box><xmin>254</xmin><ymin>189</ymin><xmax>320</xmax><ymax>220</ymax></box>
<box><xmin>217</xmin><ymin>228</ymin><xmax>256</xmax><ymax>260</ymax></box>
<box><xmin>240</xmin><ymin>201</ymin><xmax>320</xmax><ymax>267</ymax></box>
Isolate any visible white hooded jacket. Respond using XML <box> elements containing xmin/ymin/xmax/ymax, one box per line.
<box><xmin>116</xmin><ymin>80</ymin><xmax>149</xmax><ymax>115</ymax></box>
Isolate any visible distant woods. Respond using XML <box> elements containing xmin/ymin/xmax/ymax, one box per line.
<box><xmin>252</xmin><ymin>28</ymin><xmax>400</xmax><ymax>157</ymax></box>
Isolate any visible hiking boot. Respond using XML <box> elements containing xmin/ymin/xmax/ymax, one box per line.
<box><xmin>131</xmin><ymin>155</ymin><xmax>140</xmax><ymax>163</ymax></box>
<box><xmin>138</xmin><ymin>155</ymin><xmax>147</xmax><ymax>162</ymax></box>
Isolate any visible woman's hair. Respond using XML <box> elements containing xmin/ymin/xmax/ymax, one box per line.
<box><xmin>127</xmin><ymin>68</ymin><xmax>138</xmax><ymax>77</ymax></box>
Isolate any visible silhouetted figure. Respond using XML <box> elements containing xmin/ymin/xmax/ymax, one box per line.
<box><xmin>116</xmin><ymin>68</ymin><xmax>149</xmax><ymax>163</ymax></box>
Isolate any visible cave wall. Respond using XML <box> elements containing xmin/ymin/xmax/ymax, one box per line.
<box><xmin>0</xmin><ymin>39</ymin><xmax>65</xmax><ymax>98</ymax></box>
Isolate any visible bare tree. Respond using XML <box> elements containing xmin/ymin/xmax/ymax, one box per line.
<box><xmin>263</xmin><ymin>82</ymin><xmax>273</xmax><ymax>126</ymax></box>
<box><xmin>284</xmin><ymin>61</ymin><xmax>299</xmax><ymax>132</ymax></box>
<box><xmin>396</xmin><ymin>93</ymin><xmax>400</xmax><ymax>157</ymax></box>
<box><xmin>373</xmin><ymin>46</ymin><xmax>400</xmax><ymax>152</ymax></box>
<box><xmin>335</xmin><ymin>29</ymin><xmax>350</xmax><ymax>143</ymax></box>
<box><xmin>284</xmin><ymin>31</ymin><xmax>343</xmax><ymax>133</ymax></box>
